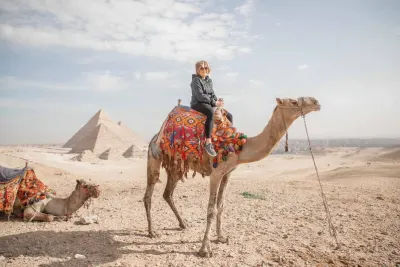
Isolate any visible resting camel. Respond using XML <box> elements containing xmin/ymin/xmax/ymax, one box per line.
<box><xmin>144</xmin><ymin>97</ymin><xmax>321</xmax><ymax>257</ymax></box>
<box><xmin>17</xmin><ymin>179</ymin><xmax>100</xmax><ymax>222</ymax></box>
<box><xmin>1</xmin><ymin>165</ymin><xmax>100</xmax><ymax>222</ymax></box>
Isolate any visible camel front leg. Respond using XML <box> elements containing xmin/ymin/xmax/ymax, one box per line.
<box><xmin>23</xmin><ymin>204</ymin><xmax>54</xmax><ymax>222</ymax></box>
<box><xmin>216</xmin><ymin>173</ymin><xmax>230</xmax><ymax>243</ymax></box>
<box><xmin>198</xmin><ymin>173</ymin><xmax>222</xmax><ymax>257</ymax></box>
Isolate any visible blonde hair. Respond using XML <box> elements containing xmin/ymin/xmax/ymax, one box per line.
<box><xmin>195</xmin><ymin>60</ymin><xmax>211</xmax><ymax>76</ymax></box>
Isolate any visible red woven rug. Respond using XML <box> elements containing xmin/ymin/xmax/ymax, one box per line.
<box><xmin>0</xmin><ymin>169</ymin><xmax>56</xmax><ymax>215</ymax></box>
<box><xmin>159</xmin><ymin>106</ymin><xmax>247</xmax><ymax>172</ymax></box>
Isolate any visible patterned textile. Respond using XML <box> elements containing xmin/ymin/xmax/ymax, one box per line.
<box><xmin>17</xmin><ymin>170</ymin><xmax>56</xmax><ymax>208</ymax></box>
<box><xmin>0</xmin><ymin>168</ymin><xmax>56</xmax><ymax>215</ymax></box>
<box><xmin>160</xmin><ymin>105</ymin><xmax>247</xmax><ymax>173</ymax></box>
<box><xmin>0</xmin><ymin>169</ymin><xmax>25</xmax><ymax>215</ymax></box>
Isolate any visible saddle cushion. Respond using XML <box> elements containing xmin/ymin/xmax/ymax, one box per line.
<box><xmin>159</xmin><ymin>105</ymin><xmax>247</xmax><ymax>171</ymax></box>
<box><xmin>17</xmin><ymin>169</ymin><xmax>56</xmax><ymax>208</ymax></box>
<box><xmin>0</xmin><ymin>167</ymin><xmax>56</xmax><ymax>215</ymax></box>
<box><xmin>0</xmin><ymin>166</ymin><xmax>26</xmax><ymax>183</ymax></box>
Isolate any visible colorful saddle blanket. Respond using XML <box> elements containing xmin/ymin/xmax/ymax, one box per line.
<box><xmin>159</xmin><ymin>105</ymin><xmax>247</xmax><ymax>170</ymax></box>
<box><xmin>0</xmin><ymin>166</ymin><xmax>56</xmax><ymax>215</ymax></box>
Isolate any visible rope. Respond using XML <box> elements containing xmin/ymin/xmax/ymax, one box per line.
<box><xmin>301</xmin><ymin>111</ymin><xmax>340</xmax><ymax>249</ymax></box>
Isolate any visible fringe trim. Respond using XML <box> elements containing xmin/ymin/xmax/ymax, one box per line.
<box><xmin>161</xmin><ymin>152</ymin><xmax>203</xmax><ymax>182</ymax></box>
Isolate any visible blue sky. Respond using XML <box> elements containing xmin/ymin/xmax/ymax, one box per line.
<box><xmin>0</xmin><ymin>0</ymin><xmax>399</xmax><ymax>145</ymax></box>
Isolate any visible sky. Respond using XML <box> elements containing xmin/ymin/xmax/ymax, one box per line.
<box><xmin>0</xmin><ymin>0</ymin><xmax>399</xmax><ymax>145</ymax></box>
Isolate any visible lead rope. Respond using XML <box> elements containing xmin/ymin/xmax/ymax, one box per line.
<box><xmin>280</xmin><ymin>109</ymin><xmax>289</xmax><ymax>152</ymax></box>
<box><xmin>301</xmin><ymin>110</ymin><xmax>340</xmax><ymax>249</ymax></box>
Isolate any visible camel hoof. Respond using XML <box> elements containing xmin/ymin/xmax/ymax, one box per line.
<box><xmin>46</xmin><ymin>215</ymin><xmax>54</xmax><ymax>222</ymax></box>
<box><xmin>148</xmin><ymin>231</ymin><xmax>159</xmax><ymax>238</ymax></box>
<box><xmin>197</xmin><ymin>249</ymin><xmax>213</xmax><ymax>258</ymax></box>
<box><xmin>179</xmin><ymin>219</ymin><xmax>190</xmax><ymax>230</ymax></box>
<box><xmin>217</xmin><ymin>236</ymin><xmax>229</xmax><ymax>244</ymax></box>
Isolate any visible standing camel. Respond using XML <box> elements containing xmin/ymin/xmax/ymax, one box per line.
<box><xmin>143</xmin><ymin>97</ymin><xmax>321</xmax><ymax>257</ymax></box>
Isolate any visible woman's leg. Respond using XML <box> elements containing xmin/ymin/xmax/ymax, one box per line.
<box><xmin>226</xmin><ymin>112</ymin><xmax>233</xmax><ymax>124</ymax></box>
<box><xmin>191</xmin><ymin>103</ymin><xmax>217</xmax><ymax>157</ymax></box>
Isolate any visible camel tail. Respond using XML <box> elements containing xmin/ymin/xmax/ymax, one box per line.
<box><xmin>149</xmin><ymin>134</ymin><xmax>162</xmax><ymax>159</ymax></box>
<box><xmin>149</xmin><ymin>116</ymin><xmax>169</xmax><ymax>159</ymax></box>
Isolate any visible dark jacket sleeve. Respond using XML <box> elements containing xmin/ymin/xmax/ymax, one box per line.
<box><xmin>191</xmin><ymin>77</ymin><xmax>212</xmax><ymax>104</ymax></box>
<box><xmin>209</xmin><ymin>79</ymin><xmax>218</xmax><ymax>107</ymax></box>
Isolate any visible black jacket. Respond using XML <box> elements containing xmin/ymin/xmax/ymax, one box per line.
<box><xmin>190</xmin><ymin>74</ymin><xmax>218</xmax><ymax>107</ymax></box>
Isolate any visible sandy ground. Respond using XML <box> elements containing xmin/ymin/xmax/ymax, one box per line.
<box><xmin>0</xmin><ymin>145</ymin><xmax>399</xmax><ymax>267</ymax></box>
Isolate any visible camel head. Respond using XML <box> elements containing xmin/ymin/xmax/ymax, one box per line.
<box><xmin>75</xmin><ymin>179</ymin><xmax>100</xmax><ymax>199</ymax></box>
<box><xmin>275</xmin><ymin>97</ymin><xmax>321</xmax><ymax>117</ymax></box>
<box><xmin>214</xmin><ymin>107</ymin><xmax>229</xmax><ymax>124</ymax></box>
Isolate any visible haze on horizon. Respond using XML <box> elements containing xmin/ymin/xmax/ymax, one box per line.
<box><xmin>0</xmin><ymin>0</ymin><xmax>399</xmax><ymax>146</ymax></box>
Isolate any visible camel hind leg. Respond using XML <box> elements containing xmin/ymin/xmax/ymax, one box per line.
<box><xmin>143</xmin><ymin>134</ymin><xmax>162</xmax><ymax>238</ymax></box>
<box><xmin>163</xmin><ymin>170</ymin><xmax>187</xmax><ymax>229</ymax></box>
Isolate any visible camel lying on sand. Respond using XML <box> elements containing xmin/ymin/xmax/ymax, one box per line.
<box><xmin>1</xmin><ymin>165</ymin><xmax>100</xmax><ymax>222</ymax></box>
<box><xmin>144</xmin><ymin>97</ymin><xmax>321</xmax><ymax>257</ymax></box>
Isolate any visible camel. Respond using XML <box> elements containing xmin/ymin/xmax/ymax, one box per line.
<box><xmin>17</xmin><ymin>179</ymin><xmax>100</xmax><ymax>222</ymax></box>
<box><xmin>1</xmin><ymin>166</ymin><xmax>101</xmax><ymax>222</ymax></box>
<box><xmin>143</xmin><ymin>97</ymin><xmax>321</xmax><ymax>257</ymax></box>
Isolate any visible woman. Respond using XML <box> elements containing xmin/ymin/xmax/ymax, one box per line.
<box><xmin>190</xmin><ymin>60</ymin><xmax>233</xmax><ymax>157</ymax></box>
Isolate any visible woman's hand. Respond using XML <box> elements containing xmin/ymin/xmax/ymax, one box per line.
<box><xmin>216</xmin><ymin>98</ymin><xmax>224</xmax><ymax>107</ymax></box>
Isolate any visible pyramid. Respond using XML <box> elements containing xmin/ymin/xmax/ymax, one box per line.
<box><xmin>63</xmin><ymin>109</ymin><xmax>113</xmax><ymax>148</ymax></box>
<box><xmin>69</xmin><ymin>123</ymin><xmax>124</xmax><ymax>154</ymax></box>
<box><xmin>98</xmin><ymin>148</ymin><xmax>122</xmax><ymax>160</ymax></box>
<box><xmin>123</xmin><ymin>144</ymin><xmax>142</xmax><ymax>158</ymax></box>
<box><xmin>64</xmin><ymin>109</ymin><xmax>148</xmax><ymax>155</ymax></box>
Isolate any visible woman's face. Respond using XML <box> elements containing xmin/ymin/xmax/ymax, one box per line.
<box><xmin>198</xmin><ymin>64</ymin><xmax>209</xmax><ymax>78</ymax></box>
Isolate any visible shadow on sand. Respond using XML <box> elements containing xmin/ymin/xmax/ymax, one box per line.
<box><xmin>0</xmin><ymin>229</ymin><xmax>200</xmax><ymax>266</ymax></box>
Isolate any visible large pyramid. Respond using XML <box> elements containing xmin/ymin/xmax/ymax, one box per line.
<box><xmin>63</xmin><ymin>109</ymin><xmax>113</xmax><ymax>148</ymax></box>
<box><xmin>63</xmin><ymin>109</ymin><xmax>148</xmax><ymax>156</ymax></box>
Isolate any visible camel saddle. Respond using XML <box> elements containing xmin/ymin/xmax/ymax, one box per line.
<box><xmin>159</xmin><ymin>105</ymin><xmax>247</xmax><ymax>168</ymax></box>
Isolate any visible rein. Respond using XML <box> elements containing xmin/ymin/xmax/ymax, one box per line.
<box><xmin>277</xmin><ymin>105</ymin><xmax>300</xmax><ymax>152</ymax></box>
<box><xmin>278</xmin><ymin>103</ymin><xmax>340</xmax><ymax>249</ymax></box>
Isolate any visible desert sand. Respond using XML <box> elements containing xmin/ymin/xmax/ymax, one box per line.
<box><xmin>0</xmin><ymin>144</ymin><xmax>399</xmax><ymax>267</ymax></box>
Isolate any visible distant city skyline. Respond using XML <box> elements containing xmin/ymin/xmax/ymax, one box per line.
<box><xmin>1</xmin><ymin>0</ymin><xmax>399</xmax><ymax>145</ymax></box>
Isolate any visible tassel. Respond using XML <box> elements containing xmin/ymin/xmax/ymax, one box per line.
<box><xmin>285</xmin><ymin>132</ymin><xmax>289</xmax><ymax>152</ymax></box>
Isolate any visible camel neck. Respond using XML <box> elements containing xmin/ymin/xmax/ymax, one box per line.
<box><xmin>238</xmin><ymin>107</ymin><xmax>297</xmax><ymax>164</ymax></box>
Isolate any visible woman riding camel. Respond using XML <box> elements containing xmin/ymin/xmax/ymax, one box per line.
<box><xmin>190</xmin><ymin>60</ymin><xmax>233</xmax><ymax>157</ymax></box>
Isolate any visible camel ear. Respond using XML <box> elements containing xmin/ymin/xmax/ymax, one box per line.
<box><xmin>76</xmin><ymin>179</ymin><xmax>81</xmax><ymax>185</ymax></box>
<box><xmin>276</xmin><ymin>98</ymin><xmax>283</xmax><ymax>105</ymax></box>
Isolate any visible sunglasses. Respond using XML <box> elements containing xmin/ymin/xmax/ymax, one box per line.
<box><xmin>199</xmin><ymin>67</ymin><xmax>209</xmax><ymax>70</ymax></box>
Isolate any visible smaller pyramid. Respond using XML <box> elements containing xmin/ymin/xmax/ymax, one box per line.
<box><xmin>122</xmin><ymin>144</ymin><xmax>141</xmax><ymax>158</ymax></box>
<box><xmin>70</xmin><ymin>150</ymin><xmax>96</xmax><ymax>162</ymax></box>
<box><xmin>98</xmin><ymin>148</ymin><xmax>121</xmax><ymax>160</ymax></box>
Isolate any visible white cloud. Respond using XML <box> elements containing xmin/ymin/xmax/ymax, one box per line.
<box><xmin>239</xmin><ymin>47</ymin><xmax>251</xmax><ymax>53</ymax></box>
<box><xmin>0</xmin><ymin>0</ymin><xmax>254</xmax><ymax>62</ymax></box>
<box><xmin>144</xmin><ymin>72</ymin><xmax>171</xmax><ymax>81</ymax></box>
<box><xmin>297</xmin><ymin>64</ymin><xmax>309</xmax><ymax>70</ymax></box>
<box><xmin>0</xmin><ymin>97</ymin><xmax>97</xmax><ymax>112</ymax></box>
<box><xmin>215</xmin><ymin>66</ymin><xmax>230</xmax><ymax>71</ymax></box>
<box><xmin>134</xmin><ymin>72</ymin><xmax>142</xmax><ymax>80</ymax></box>
<box><xmin>249</xmin><ymin>79</ymin><xmax>264</xmax><ymax>85</ymax></box>
<box><xmin>235</xmin><ymin>0</ymin><xmax>254</xmax><ymax>17</ymax></box>
<box><xmin>85</xmin><ymin>73</ymin><xmax>128</xmax><ymax>91</ymax></box>
<box><xmin>225</xmin><ymin>72</ymin><xmax>238</xmax><ymax>77</ymax></box>
<box><xmin>0</xmin><ymin>76</ymin><xmax>86</xmax><ymax>91</ymax></box>
<box><xmin>0</xmin><ymin>73</ymin><xmax>130</xmax><ymax>92</ymax></box>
